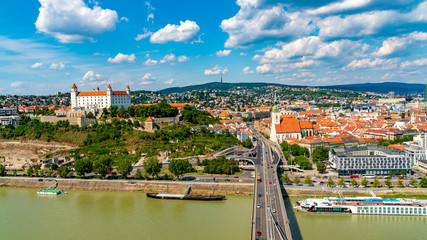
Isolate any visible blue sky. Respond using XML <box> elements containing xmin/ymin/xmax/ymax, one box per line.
<box><xmin>1</xmin><ymin>0</ymin><xmax>427</xmax><ymax>95</ymax></box>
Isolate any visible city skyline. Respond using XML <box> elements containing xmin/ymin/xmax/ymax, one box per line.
<box><xmin>1</xmin><ymin>0</ymin><xmax>427</xmax><ymax>95</ymax></box>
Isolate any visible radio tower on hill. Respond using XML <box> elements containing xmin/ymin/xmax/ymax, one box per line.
<box><xmin>220</xmin><ymin>74</ymin><xmax>223</xmax><ymax>83</ymax></box>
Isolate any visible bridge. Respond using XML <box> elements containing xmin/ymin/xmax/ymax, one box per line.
<box><xmin>250</xmin><ymin>131</ymin><xmax>293</xmax><ymax>240</ymax></box>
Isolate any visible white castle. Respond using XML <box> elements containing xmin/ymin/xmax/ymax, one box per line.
<box><xmin>70</xmin><ymin>84</ymin><xmax>131</xmax><ymax>111</ymax></box>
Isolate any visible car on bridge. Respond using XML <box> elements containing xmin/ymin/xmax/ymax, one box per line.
<box><xmin>257</xmin><ymin>230</ymin><xmax>262</xmax><ymax>236</ymax></box>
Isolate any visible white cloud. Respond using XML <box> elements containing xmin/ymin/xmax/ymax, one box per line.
<box><xmin>256</xmin><ymin>64</ymin><xmax>272</xmax><ymax>74</ymax></box>
<box><xmin>220</xmin><ymin>3</ymin><xmax>314</xmax><ymax>47</ymax></box>
<box><xmin>343</xmin><ymin>58</ymin><xmax>399</xmax><ymax>70</ymax></box>
<box><xmin>135</xmin><ymin>28</ymin><xmax>153</xmax><ymax>41</ymax></box>
<box><xmin>150</xmin><ymin>20</ymin><xmax>200</xmax><ymax>44</ymax></box>
<box><xmin>375</xmin><ymin>31</ymin><xmax>427</xmax><ymax>56</ymax></box>
<box><xmin>165</xmin><ymin>79</ymin><xmax>174</xmax><ymax>84</ymax></box>
<box><xmin>204</xmin><ymin>65</ymin><xmax>228</xmax><ymax>75</ymax></box>
<box><xmin>49</xmin><ymin>62</ymin><xmax>65</xmax><ymax>70</ymax></box>
<box><xmin>177</xmin><ymin>55</ymin><xmax>189</xmax><ymax>62</ymax></box>
<box><xmin>31</xmin><ymin>62</ymin><xmax>44</xmax><ymax>69</ymax></box>
<box><xmin>307</xmin><ymin>0</ymin><xmax>372</xmax><ymax>15</ymax></box>
<box><xmin>140</xmin><ymin>73</ymin><xmax>156</xmax><ymax>85</ymax></box>
<box><xmin>120</xmin><ymin>17</ymin><xmax>129</xmax><ymax>22</ymax></box>
<box><xmin>401</xmin><ymin>58</ymin><xmax>427</xmax><ymax>68</ymax></box>
<box><xmin>160</xmin><ymin>53</ymin><xmax>176</xmax><ymax>63</ymax></box>
<box><xmin>144</xmin><ymin>59</ymin><xmax>158</xmax><ymax>66</ymax></box>
<box><xmin>242</xmin><ymin>66</ymin><xmax>254</xmax><ymax>74</ymax></box>
<box><xmin>82</xmin><ymin>70</ymin><xmax>106</xmax><ymax>81</ymax></box>
<box><xmin>147</xmin><ymin>13</ymin><xmax>154</xmax><ymax>22</ymax></box>
<box><xmin>108</xmin><ymin>53</ymin><xmax>136</xmax><ymax>63</ymax></box>
<box><xmin>216</xmin><ymin>49</ymin><xmax>231</xmax><ymax>57</ymax></box>
<box><xmin>35</xmin><ymin>0</ymin><xmax>118</xmax><ymax>43</ymax></box>
<box><xmin>240</xmin><ymin>52</ymin><xmax>247</xmax><ymax>56</ymax></box>
<box><xmin>10</xmin><ymin>82</ymin><xmax>23</xmax><ymax>88</ymax></box>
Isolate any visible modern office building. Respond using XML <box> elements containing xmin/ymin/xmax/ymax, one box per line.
<box><xmin>329</xmin><ymin>145</ymin><xmax>411</xmax><ymax>176</ymax></box>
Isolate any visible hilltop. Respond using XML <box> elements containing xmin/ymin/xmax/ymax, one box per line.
<box><xmin>158</xmin><ymin>81</ymin><xmax>425</xmax><ymax>95</ymax></box>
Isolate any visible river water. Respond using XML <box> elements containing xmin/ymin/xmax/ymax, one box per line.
<box><xmin>1</xmin><ymin>188</ymin><xmax>427</xmax><ymax>240</ymax></box>
<box><xmin>0</xmin><ymin>188</ymin><xmax>251</xmax><ymax>240</ymax></box>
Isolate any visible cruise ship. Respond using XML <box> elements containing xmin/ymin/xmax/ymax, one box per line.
<box><xmin>295</xmin><ymin>192</ymin><xmax>427</xmax><ymax>216</ymax></box>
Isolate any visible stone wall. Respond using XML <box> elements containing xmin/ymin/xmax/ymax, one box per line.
<box><xmin>0</xmin><ymin>177</ymin><xmax>254</xmax><ymax>195</ymax></box>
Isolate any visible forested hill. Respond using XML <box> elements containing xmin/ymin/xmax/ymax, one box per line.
<box><xmin>157</xmin><ymin>82</ymin><xmax>293</xmax><ymax>94</ymax></box>
<box><xmin>323</xmin><ymin>82</ymin><xmax>424</xmax><ymax>95</ymax></box>
<box><xmin>157</xmin><ymin>81</ymin><xmax>424</xmax><ymax>95</ymax></box>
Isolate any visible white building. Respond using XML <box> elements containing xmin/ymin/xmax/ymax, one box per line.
<box><xmin>329</xmin><ymin>145</ymin><xmax>412</xmax><ymax>176</ymax></box>
<box><xmin>404</xmin><ymin>133</ymin><xmax>427</xmax><ymax>173</ymax></box>
<box><xmin>70</xmin><ymin>84</ymin><xmax>131</xmax><ymax>111</ymax></box>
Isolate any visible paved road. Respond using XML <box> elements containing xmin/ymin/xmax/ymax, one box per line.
<box><xmin>252</xmin><ymin>132</ymin><xmax>292</xmax><ymax>240</ymax></box>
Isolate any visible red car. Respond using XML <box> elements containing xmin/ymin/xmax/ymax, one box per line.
<box><xmin>257</xmin><ymin>230</ymin><xmax>261</xmax><ymax>236</ymax></box>
<box><xmin>269</xmin><ymin>181</ymin><xmax>272</xmax><ymax>184</ymax></box>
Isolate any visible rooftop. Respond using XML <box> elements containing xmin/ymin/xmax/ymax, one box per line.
<box><xmin>331</xmin><ymin>145</ymin><xmax>405</xmax><ymax>157</ymax></box>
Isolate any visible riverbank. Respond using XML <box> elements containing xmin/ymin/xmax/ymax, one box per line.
<box><xmin>0</xmin><ymin>177</ymin><xmax>254</xmax><ymax>195</ymax></box>
<box><xmin>282</xmin><ymin>185</ymin><xmax>427</xmax><ymax>197</ymax></box>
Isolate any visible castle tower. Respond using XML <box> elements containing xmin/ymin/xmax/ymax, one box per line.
<box><xmin>71</xmin><ymin>83</ymin><xmax>78</xmax><ymax>110</ymax></box>
<box><xmin>126</xmin><ymin>85</ymin><xmax>131</xmax><ymax>95</ymax></box>
<box><xmin>107</xmin><ymin>84</ymin><xmax>112</xmax><ymax>108</ymax></box>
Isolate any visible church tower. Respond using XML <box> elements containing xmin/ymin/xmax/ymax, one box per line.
<box><xmin>271</xmin><ymin>92</ymin><xmax>280</xmax><ymax>126</ymax></box>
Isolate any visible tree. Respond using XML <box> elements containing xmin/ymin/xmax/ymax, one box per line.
<box><xmin>57</xmin><ymin>166</ymin><xmax>70</xmax><ymax>178</ymax></box>
<box><xmin>50</xmin><ymin>163</ymin><xmax>59</xmax><ymax>171</ymax></box>
<box><xmin>0</xmin><ymin>165</ymin><xmax>6</xmax><ymax>176</ymax></box>
<box><xmin>373</xmin><ymin>177</ymin><xmax>381</xmax><ymax>187</ymax></box>
<box><xmin>293</xmin><ymin>176</ymin><xmax>301</xmax><ymax>185</ymax></box>
<box><xmin>304</xmin><ymin>176</ymin><xmax>313</xmax><ymax>185</ymax></box>
<box><xmin>134</xmin><ymin>169</ymin><xmax>143</xmax><ymax>180</ymax></box>
<box><xmin>397</xmin><ymin>179</ymin><xmax>404</xmax><ymax>188</ymax></box>
<box><xmin>327</xmin><ymin>177</ymin><xmax>335</xmax><ymax>187</ymax></box>
<box><xmin>350</xmin><ymin>179</ymin><xmax>358</xmax><ymax>188</ymax></box>
<box><xmin>86</xmin><ymin>111</ymin><xmax>95</xmax><ymax>119</ymax></box>
<box><xmin>13</xmin><ymin>169</ymin><xmax>17</xmax><ymax>176</ymax></box>
<box><xmin>168</xmin><ymin>159</ymin><xmax>193</xmax><ymax>178</ymax></box>
<box><xmin>317</xmin><ymin>162</ymin><xmax>326</xmax><ymax>173</ymax></box>
<box><xmin>409</xmin><ymin>177</ymin><xmax>417</xmax><ymax>187</ymax></box>
<box><xmin>74</xmin><ymin>158</ymin><xmax>92</xmax><ymax>177</ymax></box>
<box><xmin>26</xmin><ymin>166</ymin><xmax>34</xmax><ymax>176</ymax></box>
<box><xmin>118</xmin><ymin>106</ymin><xmax>126</xmax><ymax>118</ymax></box>
<box><xmin>117</xmin><ymin>158</ymin><xmax>133</xmax><ymax>178</ymax></box>
<box><xmin>338</xmin><ymin>177</ymin><xmax>345</xmax><ymax>187</ymax></box>
<box><xmin>388</xmin><ymin>171</ymin><xmax>394</xmax><ymax>177</ymax></box>
<box><xmin>281</xmin><ymin>174</ymin><xmax>290</xmax><ymax>184</ymax></box>
<box><xmin>385</xmin><ymin>178</ymin><xmax>392</xmax><ymax>188</ymax></box>
<box><xmin>93</xmin><ymin>155</ymin><xmax>113</xmax><ymax>178</ymax></box>
<box><xmin>312</xmin><ymin>146</ymin><xmax>329</xmax><ymax>162</ymax></box>
<box><xmin>242</xmin><ymin>138</ymin><xmax>253</xmax><ymax>148</ymax></box>
<box><xmin>361</xmin><ymin>178</ymin><xmax>369</xmax><ymax>187</ymax></box>
<box><xmin>420</xmin><ymin>177</ymin><xmax>427</xmax><ymax>187</ymax></box>
<box><xmin>143</xmin><ymin>157</ymin><xmax>162</xmax><ymax>177</ymax></box>
<box><xmin>400</xmin><ymin>170</ymin><xmax>407</xmax><ymax>176</ymax></box>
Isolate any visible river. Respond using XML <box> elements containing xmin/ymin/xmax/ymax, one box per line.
<box><xmin>2</xmin><ymin>188</ymin><xmax>427</xmax><ymax>240</ymax></box>
<box><xmin>0</xmin><ymin>188</ymin><xmax>251</xmax><ymax>240</ymax></box>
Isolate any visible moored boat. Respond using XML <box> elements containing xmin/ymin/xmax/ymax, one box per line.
<box><xmin>146</xmin><ymin>184</ymin><xmax>226</xmax><ymax>201</ymax></box>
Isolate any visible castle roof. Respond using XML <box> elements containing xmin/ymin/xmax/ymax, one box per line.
<box><xmin>77</xmin><ymin>91</ymin><xmax>128</xmax><ymax>96</ymax></box>
<box><xmin>146</xmin><ymin>116</ymin><xmax>153</xmax><ymax>122</ymax></box>
<box><xmin>72</xmin><ymin>83</ymin><xmax>77</xmax><ymax>89</ymax></box>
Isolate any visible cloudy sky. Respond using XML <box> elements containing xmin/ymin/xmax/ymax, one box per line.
<box><xmin>1</xmin><ymin>0</ymin><xmax>427</xmax><ymax>95</ymax></box>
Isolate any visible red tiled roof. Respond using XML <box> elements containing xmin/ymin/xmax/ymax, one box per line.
<box><xmin>299</xmin><ymin>121</ymin><xmax>313</xmax><ymax>129</ymax></box>
<box><xmin>275</xmin><ymin>118</ymin><xmax>300</xmax><ymax>133</ymax></box>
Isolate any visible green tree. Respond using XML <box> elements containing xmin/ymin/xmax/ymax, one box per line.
<box><xmin>327</xmin><ymin>177</ymin><xmax>335</xmax><ymax>187</ymax></box>
<box><xmin>373</xmin><ymin>177</ymin><xmax>381</xmax><ymax>187</ymax></box>
<box><xmin>420</xmin><ymin>177</ymin><xmax>427</xmax><ymax>187</ymax></box>
<box><xmin>117</xmin><ymin>158</ymin><xmax>133</xmax><ymax>178</ymax></box>
<box><xmin>397</xmin><ymin>179</ymin><xmax>404</xmax><ymax>188</ymax></box>
<box><xmin>385</xmin><ymin>178</ymin><xmax>392</xmax><ymax>188</ymax></box>
<box><xmin>281</xmin><ymin>174</ymin><xmax>290</xmax><ymax>184</ymax></box>
<box><xmin>86</xmin><ymin>111</ymin><xmax>95</xmax><ymax>119</ymax></box>
<box><xmin>26</xmin><ymin>166</ymin><xmax>34</xmax><ymax>177</ymax></box>
<box><xmin>74</xmin><ymin>158</ymin><xmax>92</xmax><ymax>177</ymax></box>
<box><xmin>168</xmin><ymin>159</ymin><xmax>193</xmax><ymax>178</ymax></box>
<box><xmin>50</xmin><ymin>163</ymin><xmax>59</xmax><ymax>171</ymax></box>
<box><xmin>304</xmin><ymin>176</ymin><xmax>313</xmax><ymax>185</ymax></box>
<box><xmin>143</xmin><ymin>157</ymin><xmax>162</xmax><ymax>177</ymax></box>
<box><xmin>93</xmin><ymin>155</ymin><xmax>113</xmax><ymax>178</ymax></box>
<box><xmin>400</xmin><ymin>170</ymin><xmax>407</xmax><ymax>176</ymax></box>
<box><xmin>317</xmin><ymin>162</ymin><xmax>326</xmax><ymax>173</ymax></box>
<box><xmin>338</xmin><ymin>177</ymin><xmax>345</xmax><ymax>187</ymax></box>
<box><xmin>242</xmin><ymin>138</ymin><xmax>253</xmax><ymax>148</ymax></box>
<box><xmin>57</xmin><ymin>166</ymin><xmax>70</xmax><ymax>178</ymax></box>
<box><xmin>13</xmin><ymin>169</ymin><xmax>17</xmax><ymax>176</ymax></box>
<box><xmin>312</xmin><ymin>146</ymin><xmax>329</xmax><ymax>162</ymax></box>
<box><xmin>361</xmin><ymin>178</ymin><xmax>369</xmax><ymax>187</ymax></box>
<box><xmin>118</xmin><ymin>106</ymin><xmax>126</xmax><ymax>118</ymax></box>
<box><xmin>350</xmin><ymin>179</ymin><xmax>358</xmax><ymax>187</ymax></box>
<box><xmin>0</xmin><ymin>164</ymin><xmax>6</xmax><ymax>176</ymax></box>
<box><xmin>134</xmin><ymin>169</ymin><xmax>143</xmax><ymax>180</ymax></box>
<box><xmin>409</xmin><ymin>177</ymin><xmax>417</xmax><ymax>187</ymax></box>
<box><xmin>293</xmin><ymin>176</ymin><xmax>301</xmax><ymax>185</ymax></box>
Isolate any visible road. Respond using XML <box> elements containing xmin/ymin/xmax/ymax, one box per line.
<box><xmin>252</xmin><ymin>131</ymin><xmax>292</xmax><ymax>240</ymax></box>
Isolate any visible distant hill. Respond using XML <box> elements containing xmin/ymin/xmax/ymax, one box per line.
<box><xmin>158</xmin><ymin>81</ymin><xmax>425</xmax><ymax>95</ymax></box>
<box><xmin>324</xmin><ymin>82</ymin><xmax>425</xmax><ymax>95</ymax></box>
<box><xmin>158</xmin><ymin>82</ymin><xmax>294</xmax><ymax>94</ymax></box>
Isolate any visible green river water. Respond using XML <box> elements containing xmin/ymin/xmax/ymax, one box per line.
<box><xmin>1</xmin><ymin>188</ymin><xmax>427</xmax><ymax>240</ymax></box>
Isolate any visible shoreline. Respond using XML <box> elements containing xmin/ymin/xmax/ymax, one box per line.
<box><xmin>2</xmin><ymin>177</ymin><xmax>427</xmax><ymax>197</ymax></box>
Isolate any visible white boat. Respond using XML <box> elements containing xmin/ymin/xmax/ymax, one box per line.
<box><xmin>295</xmin><ymin>191</ymin><xmax>427</xmax><ymax>216</ymax></box>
